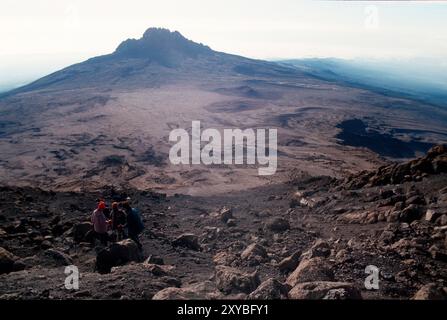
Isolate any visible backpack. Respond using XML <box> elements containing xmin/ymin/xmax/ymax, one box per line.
<box><xmin>130</xmin><ymin>208</ymin><xmax>144</xmax><ymax>235</ymax></box>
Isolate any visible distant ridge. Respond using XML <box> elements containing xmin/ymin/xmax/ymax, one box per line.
<box><xmin>0</xmin><ymin>27</ymin><xmax>301</xmax><ymax>97</ymax></box>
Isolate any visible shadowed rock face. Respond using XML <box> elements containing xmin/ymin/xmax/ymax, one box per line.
<box><xmin>336</xmin><ymin>119</ymin><xmax>434</xmax><ymax>159</ymax></box>
<box><xmin>114</xmin><ymin>28</ymin><xmax>213</xmax><ymax>64</ymax></box>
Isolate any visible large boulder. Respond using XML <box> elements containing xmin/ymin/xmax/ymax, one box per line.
<box><xmin>278</xmin><ymin>251</ymin><xmax>301</xmax><ymax>273</ymax></box>
<box><xmin>96</xmin><ymin>239</ymin><xmax>142</xmax><ymax>273</ymax></box>
<box><xmin>286</xmin><ymin>257</ymin><xmax>334</xmax><ymax>287</ymax></box>
<box><xmin>288</xmin><ymin>281</ymin><xmax>362</xmax><ymax>299</ymax></box>
<box><xmin>110</xmin><ymin>239</ymin><xmax>142</xmax><ymax>262</ymax></box>
<box><xmin>301</xmin><ymin>239</ymin><xmax>331</xmax><ymax>259</ymax></box>
<box><xmin>213</xmin><ymin>251</ymin><xmax>237</xmax><ymax>266</ymax></box>
<box><xmin>399</xmin><ymin>204</ymin><xmax>423</xmax><ymax>222</ymax></box>
<box><xmin>172</xmin><ymin>233</ymin><xmax>200</xmax><ymax>251</ymax></box>
<box><xmin>248</xmin><ymin>278</ymin><xmax>289</xmax><ymax>299</ymax></box>
<box><xmin>44</xmin><ymin>248</ymin><xmax>73</xmax><ymax>266</ymax></box>
<box><xmin>215</xmin><ymin>265</ymin><xmax>260</xmax><ymax>294</ymax></box>
<box><xmin>72</xmin><ymin>222</ymin><xmax>94</xmax><ymax>242</ymax></box>
<box><xmin>152</xmin><ymin>281</ymin><xmax>223</xmax><ymax>300</ymax></box>
<box><xmin>240</xmin><ymin>243</ymin><xmax>268</xmax><ymax>264</ymax></box>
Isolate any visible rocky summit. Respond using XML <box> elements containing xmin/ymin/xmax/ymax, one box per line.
<box><xmin>0</xmin><ymin>145</ymin><xmax>446</xmax><ymax>300</ymax></box>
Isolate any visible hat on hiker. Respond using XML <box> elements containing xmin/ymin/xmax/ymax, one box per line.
<box><xmin>98</xmin><ymin>201</ymin><xmax>106</xmax><ymax>210</ymax></box>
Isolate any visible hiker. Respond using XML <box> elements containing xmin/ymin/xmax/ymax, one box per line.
<box><xmin>111</xmin><ymin>202</ymin><xmax>127</xmax><ymax>241</ymax></box>
<box><xmin>96</xmin><ymin>198</ymin><xmax>111</xmax><ymax>219</ymax></box>
<box><xmin>122</xmin><ymin>201</ymin><xmax>144</xmax><ymax>250</ymax></box>
<box><xmin>91</xmin><ymin>201</ymin><xmax>109</xmax><ymax>246</ymax></box>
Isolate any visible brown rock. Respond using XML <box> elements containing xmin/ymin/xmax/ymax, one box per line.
<box><xmin>412</xmin><ymin>283</ymin><xmax>446</xmax><ymax>300</ymax></box>
<box><xmin>265</xmin><ymin>217</ymin><xmax>290</xmax><ymax>232</ymax></box>
<box><xmin>172</xmin><ymin>233</ymin><xmax>200</xmax><ymax>251</ymax></box>
<box><xmin>96</xmin><ymin>239</ymin><xmax>143</xmax><ymax>273</ymax></box>
<box><xmin>44</xmin><ymin>248</ymin><xmax>73</xmax><ymax>266</ymax></box>
<box><xmin>301</xmin><ymin>239</ymin><xmax>331</xmax><ymax>259</ymax></box>
<box><xmin>240</xmin><ymin>243</ymin><xmax>267</xmax><ymax>262</ymax></box>
<box><xmin>219</xmin><ymin>207</ymin><xmax>233</xmax><ymax>223</ymax></box>
<box><xmin>213</xmin><ymin>251</ymin><xmax>237</xmax><ymax>266</ymax></box>
<box><xmin>399</xmin><ymin>204</ymin><xmax>423</xmax><ymax>222</ymax></box>
<box><xmin>288</xmin><ymin>281</ymin><xmax>362</xmax><ymax>299</ymax></box>
<box><xmin>72</xmin><ymin>222</ymin><xmax>94</xmax><ymax>243</ymax></box>
<box><xmin>152</xmin><ymin>281</ymin><xmax>223</xmax><ymax>300</ymax></box>
<box><xmin>248</xmin><ymin>278</ymin><xmax>289</xmax><ymax>299</ymax></box>
<box><xmin>278</xmin><ymin>251</ymin><xmax>301</xmax><ymax>273</ymax></box>
<box><xmin>425</xmin><ymin>209</ymin><xmax>441</xmax><ymax>222</ymax></box>
<box><xmin>215</xmin><ymin>265</ymin><xmax>260</xmax><ymax>294</ymax></box>
<box><xmin>437</xmin><ymin>214</ymin><xmax>447</xmax><ymax>226</ymax></box>
<box><xmin>286</xmin><ymin>257</ymin><xmax>334</xmax><ymax>287</ymax></box>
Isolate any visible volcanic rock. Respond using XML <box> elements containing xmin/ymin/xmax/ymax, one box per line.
<box><xmin>248</xmin><ymin>278</ymin><xmax>289</xmax><ymax>299</ymax></box>
<box><xmin>286</xmin><ymin>257</ymin><xmax>334</xmax><ymax>287</ymax></box>
<box><xmin>215</xmin><ymin>265</ymin><xmax>260</xmax><ymax>294</ymax></box>
<box><xmin>288</xmin><ymin>281</ymin><xmax>361</xmax><ymax>300</ymax></box>
<box><xmin>172</xmin><ymin>233</ymin><xmax>200</xmax><ymax>251</ymax></box>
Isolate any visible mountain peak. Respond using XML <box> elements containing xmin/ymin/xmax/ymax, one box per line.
<box><xmin>142</xmin><ymin>27</ymin><xmax>182</xmax><ymax>40</ymax></box>
<box><xmin>113</xmin><ymin>27</ymin><xmax>213</xmax><ymax>64</ymax></box>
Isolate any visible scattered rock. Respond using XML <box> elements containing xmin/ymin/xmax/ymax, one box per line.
<box><xmin>265</xmin><ymin>217</ymin><xmax>290</xmax><ymax>232</ymax></box>
<box><xmin>145</xmin><ymin>255</ymin><xmax>164</xmax><ymax>265</ymax></box>
<box><xmin>142</xmin><ymin>263</ymin><xmax>174</xmax><ymax>276</ymax></box>
<box><xmin>248</xmin><ymin>278</ymin><xmax>289</xmax><ymax>299</ymax></box>
<box><xmin>301</xmin><ymin>239</ymin><xmax>331</xmax><ymax>259</ymax></box>
<box><xmin>288</xmin><ymin>281</ymin><xmax>362</xmax><ymax>300</ymax></box>
<box><xmin>96</xmin><ymin>239</ymin><xmax>142</xmax><ymax>273</ymax></box>
<box><xmin>412</xmin><ymin>283</ymin><xmax>446</xmax><ymax>300</ymax></box>
<box><xmin>72</xmin><ymin>222</ymin><xmax>94</xmax><ymax>243</ymax></box>
<box><xmin>172</xmin><ymin>233</ymin><xmax>200</xmax><ymax>251</ymax></box>
<box><xmin>152</xmin><ymin>281</ymin><xmax>223</xmax><ymax>300</ymax></box>
<box><xmin>278</xmin><ymin>251</ymin><xmax>301</xmax><ymax>273</ymax></box>
<box><xmin>335</xmin><ymin>249</ymin><xmax>352</xmax><ymax>264</ymax></box>
<box><xmin>399</xmin><ymin>204</ymin><xmax>423</xmax><ymax>222</ymax></box>
<box><xmin>437</xmin><ymin>214</ymin><xmax>447</xmax><ymax>226</ymax></box>
<box><xmin>73</xmin><ymin>290</ymin><xmax>92</xmax><ymax>298</ymax></box>
<box><xmin>219</xmin><ymin>207</ymin><xmax>233</xmax><ymax>223</ymax></box>
<box><xmin>425</xmin><ymin>209</ymin><xmax>441</xmax><ymax>222</ymax></box>
<box><xmin>215</xmin><ymin>265</ymin><xmax>260</xmax><ymax>294</ymax></box>
<box><xmin>44</xmin><ymin>248</ymin><xmax>73</xmax><ymax>266</ymax></box>
<box><xmin>41</xmin><ymin>240</ymin><xmax>53</xmax><ymax>249</ymax></box>
<box><xmin>405</xmin><ymin>195</ymin><xmax>425</xmax><ymax>206</ymax></box>
<box><xmin>240</xmin><ymin>243</ymin><xmax>268</xmax><ymax>264</ymax></box>
<box><xmin>213</xmin><ymin>251</ymin><xmax>237</xmax><ymax>266</ymax></box>
<box><xmin>286</xmin><ymin>257</ymin><xmax>334</xmax><ymax>287</ymax></box>
<box><xmin>0</xmin><ymin>247</ymin><xmax>22</xmax><ymax>274</ymax></box>
<box><xmin>428</xmin><ymin>245</ymin><xmax>447</xmax><ymax>262</ymax></box>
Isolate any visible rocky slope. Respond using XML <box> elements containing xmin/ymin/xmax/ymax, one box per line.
<box><xmin>0</xmin><ymin>146</ymin><xmax>446</xmax><ymax>299</ymax></box>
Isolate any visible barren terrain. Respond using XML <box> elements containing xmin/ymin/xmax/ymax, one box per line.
<box><xmin>0</xmin><ymin>28</ymin><xmax>446</xmax><ymax>300</ymax></box>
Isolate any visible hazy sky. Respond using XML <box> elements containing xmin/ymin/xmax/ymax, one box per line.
<box><xmin>1</xmin><ymin>0</ymin><xmax>446</xmax><ymax>88</ymax></box>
